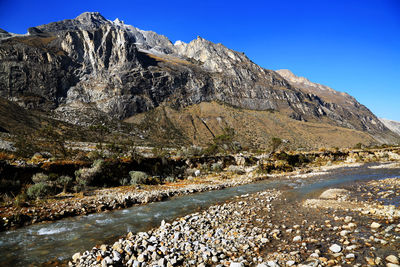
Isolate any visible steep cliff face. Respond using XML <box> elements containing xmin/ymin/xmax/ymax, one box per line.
<box><xmin>0</xmin><ymin>12</ymin><xmax>397</xmax><ymax>144</ymax></box>
<box><xmin>276</xmin><ymin>69</ymin><xmax>388</xmax><ymax>134</ymax></box>
<box><xmin>380</xmin><ymin>118</ymin><xmax>400</xmax><ymax>136</ymax></box>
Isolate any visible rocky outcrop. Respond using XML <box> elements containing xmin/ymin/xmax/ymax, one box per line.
<box><xmin>0</xmin><ymin>12</ymin><xmax>397</xmax><ymax>143</ymax></box>
<box><xmin>0</xmin><ymin>28</ymin><xmax>11</xmax><ymax>39</ymax></box>
<box><xmin>276</xmin><ymin>69</ymin><xmax>391</xmax><ymax>134</ymax></box>
<box><xmin>379</xmin><ymin>118</ymin><xmax>400</xmax><ymax>136</ymax></box>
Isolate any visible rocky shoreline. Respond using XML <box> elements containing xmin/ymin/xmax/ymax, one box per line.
<box><xmin>69</xmin><ymin>175</ymin><xmax>400</xmax><ymax>267</ymax></box>
<box><xmin>1</xmin><ymin>161</ymin><xmax>397</xmax><ymax>232</ymax></box>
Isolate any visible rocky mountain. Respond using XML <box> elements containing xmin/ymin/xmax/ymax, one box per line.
<box><xmin>0</xmin><ymin>12</ymin><xmax>398</xmax><ymax>148</ymax></box>
<box><xmin>380</xmin><ymin>118</ymin><xmax>400</xmax><ymax>136</ymax></box>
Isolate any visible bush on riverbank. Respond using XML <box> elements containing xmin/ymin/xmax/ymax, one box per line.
<box><xmin>27</xmin><ymin>182</ymin><xmax>51</xmax><ymax>199</ymax></box>
<box><xmin>129</xmin><ymin>171</ymin><xmax>149</xmax><ymax>185</ymax></box>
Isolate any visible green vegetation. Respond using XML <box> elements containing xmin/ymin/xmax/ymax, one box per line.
<box><xmin>270</xmin><ymin>137</ymin><xmax>282</xmax><ymax>153</ymax></box>
<box><xmin>75</xmin><ymin>159</ymin><xmax>104</xmax><ymax>187</ymax></box>
<box><xmin>39</xmin><ymin>125</ymin><xmax>69</xmax><ymax>158</ymax></box>
<box><xmin>57</xmin><ymin>175</ymin><xmax>73</xmax><ymax>193</ymax></box>
<box><xmin>353</xmin><ymin>143</ymin><xmax>363</xmax><ymax>149</ymax></box>
<box><xmin>129</xmin><ymin>171</ymin><xmax>150</xmax><ymax>185</ymax></box>
<box><xmin>27</xmin><ymin>182</ymin><xmax>51</xmax><ymax>200</ymax></box>
<box><xmin>32</xmin><ymin>173</ymin><xmax>49</xmax><ymax>184</ymax></box>
<box><xmin>205</xmin><ymin>127</ymin><xmax>241</xmax><ymax>155</ymax></box>
<box><xmin>211</xmin><ymin>162</ymin><xmax>223</xmax><ymax>172</ymax></box>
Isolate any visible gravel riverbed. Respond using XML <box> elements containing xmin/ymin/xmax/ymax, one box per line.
<box><xmin>70</xmin><ymin>176</ymin><xmax>400</xmax><ymax>267</ymax></box>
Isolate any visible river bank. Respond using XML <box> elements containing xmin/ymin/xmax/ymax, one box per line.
<box><xmin>2</xmin><ymin>160</ymin><xmax>392</xmax><ymax>232</ymax></box>
<box><xmin>1</xmin><ymin>164</ymin><xmax>399</xmax><ymax>266</ymax></box>
<box><xmin>69</xmin><ymin>175</ymin><xmax>400</xmax><ymax>267</ymax></box>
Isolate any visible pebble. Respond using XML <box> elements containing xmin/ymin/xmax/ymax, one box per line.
<box><xmin>371</xmin><ymin>222</ymin><xmax>381</xmax><ymax>229</ymax></box>
<box><xmin>386</xmin><ymin>255</ymin><xmax>399</xmax><ymax>265</ymax></box>
<box><xmin>67</xmin><ymin>175</ymin><xmax>400</xmax><ymax>267</ymax></box>
<box><xmin>329</xmin><ymin>244</ymin><xmax>342</xmax><ymax>253</ymax></box>
<box><xmin>293</xmin><ymin>235</ymin><xmax>302</xmax><ymax>242</ymax></box>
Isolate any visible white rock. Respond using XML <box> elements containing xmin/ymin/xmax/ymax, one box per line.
<box><xmin>309</xmin><ymin>253</ymin><xmax>319</xmax><ymax>258</ymax></box>
<box><xmin>230</xmin><ymin>263</ymin><xmax>244</xmax><ymax>267</ymax></box>
<box><xmin>386</xmin><ymin>255</ymin><xmax>399</xmax><ymax>264</ymax></box>
<box><xmin>286</xmin><ymin>260</ymin><xmax>295</xmax><ymax>266</ymax></box>
<box><xmin>267</xmin><ymin>261</ymin><xmax>279</xmax><ymax>267</ymax></box>
<box><xmin>371</xmin><ymin>222</ymin><xmax>381</xmax><ymax>229</ymax></box>
<box><xmin>72</xmin><ymin>253</ymin><xmax>81</xmax><ymax>263</ymax></box>
<box><xmin>340</xmin><ymin>230</ymin><xmax>349</xmax><ymax>236</ymax></box>
<box><xmin>344</xmin><ymin>216</ymin><xmax>353</xmax><ymax>223</ymax></box>
<box><xmin>329</xmin><ymin>244</ymin><xmax>342</xmax><ymax>253</ymax></box>
<box><xmin>293</xmin><ymin>235</ymin><xmax>302</xmax><ymax>242</ymax></box>
<box><xmin>319</xmin><ymin>188</ymin><xmax>349</xmax><ymax>199</ymax></box>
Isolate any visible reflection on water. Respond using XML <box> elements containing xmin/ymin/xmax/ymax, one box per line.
<box><xmin>0</xmin><ymin>165</ymin><xmax>398</xmax><ymax>266</ymax></box>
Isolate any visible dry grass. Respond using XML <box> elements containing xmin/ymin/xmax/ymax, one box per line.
<box><xmin>125</xmin><ymin>101</ymin><xmax>376</xmax><ymax>149</ymax></box>
<box><xmin>0</xmin><ymin>152</ymin><xmax>15</xmax><ymax>161</ymax></box>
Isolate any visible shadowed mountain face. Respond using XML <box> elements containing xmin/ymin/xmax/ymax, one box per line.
<box><xmin>0</xmin><ymin>12</ymin><xmax>398</xmax><ymax>146</ymax></box>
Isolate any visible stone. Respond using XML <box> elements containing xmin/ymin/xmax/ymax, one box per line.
<box><xmin>137</xmin><ymin>253</ymin><xmax>146</xmax><ymax>262</ymax></box>
<box><xmin>365</xmin><ymin>257</ymin><xmax>375</xmax><ymax>265</ymax></box>
<box><xmin>371</xmin><ymin>222</ymin><xmax>382</xmax><ymax>229</ymax></box>
<box><xmin>329</xmin><ymin>244</ymin><xmax>342</xmax><ymax>253</ymax></box>
<box><xmin>293</xmin><ymin>236</ymin><xmax>302</xmax><ymax>242</ymax></box>
<box><xmin>386</xmin><ymin>255</ymin><xmax>399</xmax><ymax>265</ymax></box>
<box><xmin>230</xmin><ymin>262</ymin><xmax>244</xmax><ymax>267</ymax></box>
<box><xmin>286</xmin><ymin>260</ymin><xmax>296</xmax><ymax>266</ymax></box>
<box><xmin>319</xmin><ymin>189</ymin><xmax>349</xmax><ymax>200</ymax></box>
<box><xmin>267</xmin><ymin>261</ymin><xmax>279</xmax><ymax>267</ymax></box>
<box><xmin>72</xmin><ymin>252</ymin><xmax>81</xmax><ymax>263</ymax></box>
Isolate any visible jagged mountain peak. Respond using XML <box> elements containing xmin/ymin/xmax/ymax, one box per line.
<box><xmin>0</xmin><ymin>28</ymin><xmax>11</xmax><ymax>39</ymax></box>
<box><xmin>276</xmin><ymin>69</ymin><xmax>355</xmax><ymax>105</ymax></box>
<box><xmin>35</xmin><ymin>11</ymin><xmax>110</xmax><ymax>33</ymax></box>
<box><xmin>379</xmin><ymin>118</ymin><xmax>400</xmax><ymax>136</ymax></box>
<box><xmin>0</xmin><ymin>12</ymin><xmax>397</xmax><ymax>145</ymax></box>
<box><xmin>276</xmin><ymin>69</ymin><xmax>296</xmax><ymax>78</ymax></box>
<box><xmin>276</xmin><ymin>69</ymin><xmax>315</xmax><ymax>86</ymax></box>
<box><xmin>75</xmin><ymin>12</ymin><xmax>107</xmax><ymax>23</ymax></box>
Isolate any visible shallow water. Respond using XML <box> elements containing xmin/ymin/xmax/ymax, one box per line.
<box><xmin>0</xmin><ymin>164</ymin><xmax>399</xmax><ymax>266</ymax></box>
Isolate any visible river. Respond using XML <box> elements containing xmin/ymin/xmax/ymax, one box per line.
<box><xmin>0</xmin><ymin>164</ymin><xmax>399</xmax><ymax>266</ymax></box>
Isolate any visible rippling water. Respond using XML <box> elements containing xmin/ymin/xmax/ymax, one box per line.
<box><xmin>0</xmin><ymin>164</ymin><xmax>399</xmax><ymax>266</ymax></box>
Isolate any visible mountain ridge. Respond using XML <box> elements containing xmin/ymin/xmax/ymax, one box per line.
<box><xmin>0</xmin><ymin>12</ymin><xmax>398</xmax><ymax>147</ymax></box>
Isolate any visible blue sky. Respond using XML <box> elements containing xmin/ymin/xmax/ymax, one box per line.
<box><xmin>1</xmin><ymin>0</ymin><xmax>399</xmax><ymax>120</ymax></box>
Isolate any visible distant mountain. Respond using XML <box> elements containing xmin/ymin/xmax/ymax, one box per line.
<box><xmin>379</xmin><ymin>118</ymin><xmax>400</xmax><ymax>137</ymax></box>
<box><xmin>0</xmin><ymin>12</ymin><xmax>398</xmax><ymax>148</ymax></box>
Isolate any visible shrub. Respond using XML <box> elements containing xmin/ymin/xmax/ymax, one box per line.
<box><xmin>120</xmin><ymin>177</ymin><xmax>130</xmax><ymax>186</ymax></box>
<box><xmin>270</xmin><ymin>137</ymin><xmax>282</xmax><ymax>153</ymax></box>
<box><xmin>57</xmin><ymin>175</ymin><xmax>73</xmax><ymax>193</ymax></box>
<box><xmin>164</xmin><ymin>176</ymin><xmax>176</xmax><ymax>183</ymax></box>
<box><xmin>129</xmin><ymin>171</ymin><xmax>149</xmax><ymax>185</ymax></box>
<box><xmin>14</xmin><ymin>192</ymin><xmax>28</xmax><ymax>207</ymax></box>
<box><xmin>27</xmin><ymin>182</ymin><xmax>51</xmax><ymax>199</ymax></box>
<box><xmin>204</xmin><ymin>127</ymin><xmax>241</xmax><ymax>155</ymax></box>
<box><xmin>227</xmin><ymin>165</ymin><xmax>245</xmax><ymax>175</ymax></box>
<box><xmin>32</xmin><ymin>173</ymin><xmax>49</xmax><ymax>184</ymax></box>
<box><xmin>211</xmin><ymin>162</ymin><xmax>223</xmax><ymax>172</ymax></box>
<box><xmin>185</xmin><ymin>168</ymin><xmax>198</xmax><ymax>177</ymax></box>
<box><xmin>178</xmin><ymin>146</ymin><xmax>203</xmax><ymax>157</ymax></box>
<box><xmin>354</xmin><ymin>143</ymin><xmax>363</xmax><ymax>149</ymax></box>
<box><xmin>75</xmin><ymin>159</ymin><xmax>104</xmax><ymax>186</ymax></box>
